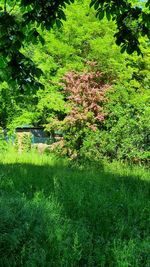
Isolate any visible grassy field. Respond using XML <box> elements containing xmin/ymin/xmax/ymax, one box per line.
<box><xmin>0</xmin><ymin>150</ymin><xmax>150</xmax><ymax>267</ymax></box>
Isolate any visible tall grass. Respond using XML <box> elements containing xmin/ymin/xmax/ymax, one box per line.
<box><xmin>0</xmin><ymin>149</ymin><xmax>150</xmax><ymax>266</ymax></box>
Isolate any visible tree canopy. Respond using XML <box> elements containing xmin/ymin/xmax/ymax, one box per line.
<box><xmin>0</xmin><ymin>0</ymin><xmax>150</xmax><ymax>89</ymax></box>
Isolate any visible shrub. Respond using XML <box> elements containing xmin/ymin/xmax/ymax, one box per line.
<box><xmin>99</xmin><ymin>85</ymin><xmax>150</xmax><ymax>164</ymax></box>
<box><xmin>0</xmin><ymin>127</ymin><xmax>7</xmax><ymax>152</ymax></box>
<box><xmin>46</xmin><ymin>68</ymin><xmax>110</xmax><ymax>157</ymax></box>
<box><xmin>67</xmin><ymin>83</ymin><xmax>150</xmax><ymax>165</ymax></box>
<box><xmin>15</xmin><ymin>132</ymin><xmax>32</xmax><ymax>152</ymax></box>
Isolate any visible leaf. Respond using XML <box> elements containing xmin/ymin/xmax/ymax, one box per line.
<box><xmin>106</xmin><ymin>9</ymin><xmax>111</xmax><ymax>21</ymax></box>
<box><xmin>39</xmin><ymin>35</ymin><xmax>45</xmax><ymax>45</ymax></box>
<box><xmin>120</xmin><ymin>45</ymin><xmax>126</xmax><ymax>53</ymax></box>
<box><xmin>89</xmin><ymin>0</ymin><xmax>97</xmax><ymax>8</ymax></box>
<box><xmin>94</xmin><ymin>1</ymin><xmax>99</xmax><ymax>10</ymax></box>
<box><xmin>56</xmin><ymin>19</ymin><xmax>63</xmax><ymax>29</ymax></box>
<box><xmin>35</xmin><ymin>68</ymin><xmax>43</xmax><ymax>79</ymax></box>
<box><xmin>41</xmin><ymin>23</ymin><xmax>45</xmax><ymax>31</ymax></box>
<box><xmin>126</xmin><ymin>45</ymin><xmax>134</xmax><ymax>54</ymax></box>
<box><xmin>98</xmin><ymin>10</ymin><xmax>105</xmax><ymax>20</ymax></box>
<box><xmin>64</xmin><ymin>0</ymin><xmax>71</xmax><ymax>5</ymax></box>
<box><xmin>58</xmin><ymin>9</ymin><xmax>66</xmax><ymax>21</ymax></box>
<box><xmin>0</xmin><ymin>57</ymin><xmax>7</xmax><ymax>68</ymax></box>
<box><xmin>145</xmin><ymin>0</ymin><xmax>150</xmax><ymax>8</ymax></box>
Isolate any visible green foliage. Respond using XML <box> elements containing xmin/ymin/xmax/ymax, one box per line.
<box><xmin>0</xmin><ymin>0</ymin><xmax>149</xmax><ymax>88</ymax></box>
<box><xmin>0</xmin><ymin>80</ymin><xmax>38</xmax><ymax>129</ymax></box>
<box><xmin>102</xmin><ymin>85</ymin><xmax>150</xmax><ymax>163</ymax></box>
<box><xmin>79</xmin><ymin>86</ymin><xmax>150</xmax><ymax>164</ymax></box>
<box><xmin>8</xmin><ymin>112</ymin><xmax>37</xmax><ymax>134</ymax></box>
<box><xmin>0</xmin><ymin>0</ymin><xmax>75</xmax><ymax>88</ymax></box>
<box><xmin>91</xmin><ymin>0</ymin><xmax>150</xmax><ymax>55</ymax></box>
<box><xmin>0</xmin><ymin>0</ymin><xmax>149</xmax><ymax>164</ymax></box>
<box><xmin>29</xmin><ymin>1</ymin><xmax>150</xmax><ymax>164</ymax></box>
<box><xmin>0</xmin><ymin>127</ymin><xmax>7</xmax><ymax>152</ymax></box>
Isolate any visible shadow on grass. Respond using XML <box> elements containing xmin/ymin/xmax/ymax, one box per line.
<box><xmin>1</xmin><ymin>160</ymin><xmax>150</xmax><ymax>222</ymax></box>
<box><xmin>0</xmin><ymin>160</ymin><xmax>150</xmax><ymax>266</ymax></box>
<box><xmin>0</xmin><ymin>160</ymin><xmax>148</xmax><ymax>193</ymax></box>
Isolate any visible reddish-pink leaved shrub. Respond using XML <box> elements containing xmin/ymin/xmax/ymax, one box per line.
<box><xmin>63</xmin><ymin>71</ymin><xmax>109</xmax><ymax>131</ymax></box>
<box><xmin>46</xmin><ymin>69</ymin><xmax>110</xmax><ymax>154</ymax></box>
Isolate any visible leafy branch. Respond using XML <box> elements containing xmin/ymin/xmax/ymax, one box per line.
<box><xmin>4</xmin><ymin>0</ymin><xmax>7</xmax><ymax>12</ymax></box>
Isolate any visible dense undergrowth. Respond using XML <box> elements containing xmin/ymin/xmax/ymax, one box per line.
<box><xmin>0</xmin><ymin>150</ymin><xmax>150</xmax><ymax>267</ymax></box>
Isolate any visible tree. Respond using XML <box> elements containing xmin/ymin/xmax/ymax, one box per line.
<box><xmin>0</xmin><ymin>0</ymin><xmax>149</xmax><ymax>89</ymax></box>
<box><xmin>91</xmin><ymin>0</ymin><xmax>150</xmax><ymax>54</ymax></box>
<box><xmin>46</xmin><ymin>68</ymin><xmax>109</xmax><ymax>154</ymax></box>
<box><xmin>0</xmin><ymin>0</ymin><xmax>75</xmax><ymax>90</ymax></box>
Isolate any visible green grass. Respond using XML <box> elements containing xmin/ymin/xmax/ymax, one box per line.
<box><xmin>0</xmin><ymin>150</ymin><xmax>150</xmax><ymax>267</ymax></box>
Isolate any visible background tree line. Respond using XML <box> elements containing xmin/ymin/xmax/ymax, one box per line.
<box><xmin>0</xmin><ymin>0</ymin><xmax>150</xmax><ymax>163</ymax></box>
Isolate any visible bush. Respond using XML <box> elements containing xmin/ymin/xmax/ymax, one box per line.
<box><xmin>99</xmin><ymin>85</ymin><xmax>150</xmax><ymax>164</ymax></box>
<box><xmin>46</xmin><ymin>68</ymin><xmax>110</xmax><ymax>157</ymax></box>
<box><xmin>15</xmin><ymin>133</ymin><xmax>32</xmax><ymax>152</ymax></box>
<box><xmin>0</xmin><ymin>127</ymin><xmax>8</xmax><ymax>152</ymax></box>
<box><xmin>73</xmin><ymin>85</ymin><xmax>150</xmax><ymax>165</ymax></box>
